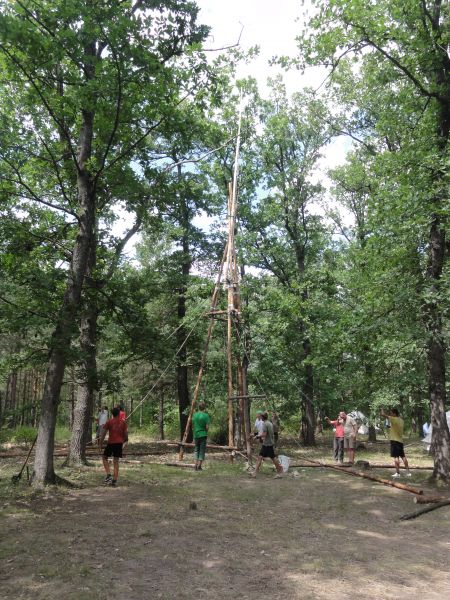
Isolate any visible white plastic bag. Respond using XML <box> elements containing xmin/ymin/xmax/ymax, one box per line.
<box><xmin>278</xmin><ymin>455</ymin><xmax>290</xmax><ymax>473</ymax></box>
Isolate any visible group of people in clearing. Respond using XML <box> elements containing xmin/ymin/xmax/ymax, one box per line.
<box><xmin>96</xmin><ymin>401</ymin><xmax>412</xmax><ymax>486</ymax></box>
<box><xmin>326</xmin><ymin>408</ymin><xmax>411</xmax><ymax>477</ymax></box>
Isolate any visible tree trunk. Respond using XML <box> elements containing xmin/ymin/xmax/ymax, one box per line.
<box><xmin>425</xmin><ymin>5</ymin><xmax>450</xmax><ymax>480</ymax></box>
<box><xmin>32</xmin><ymin>109</ymin><xmax>96</xmax><ymax>485</ymax></box>
<box><xmin>300</xmin><ymin>339</ymin><xmax>315</xmax><ymax>446</ymax></box>
<box><xmin>368</xmin><ymin>424</ymin><xmax>377</xmax><ymax>442</ymax></box>
<box><xmin>426</xmin><ymin>275</ymin><xmax>450</xmax><ymax>480</ymax></box>
<box><xmin>424</xmin><ymin>218</ymin><xmax>450</xmax><ymax>479</ymax></box>
<box><xmin>176</xmin><ymin>184</ymin><xmax>192</xmax><ymax>441</ymax></box>
<box><xmin>9</xmin><ymin>371</ymin><xmax>17</xmax><ymax>428</ymax></box>
<box><xmin>159</xmin><ymin>393</ymin><xmax>165</xmax><ymax>440</ymax></box>
<box><xmin>177</xmin><ymin>294</ymin><xmax>191</xmax><ymax>441</ymax></box>
<box><xmin>65</xmin><ymin>240</ymin><xmax>98</xmax><ymax>467</ymax></box>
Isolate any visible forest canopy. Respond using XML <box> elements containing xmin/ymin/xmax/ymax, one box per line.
<box><xmin>0</xmin><ymin>0</ymin><xmax>449</xmax><ymax>484</ymax></box>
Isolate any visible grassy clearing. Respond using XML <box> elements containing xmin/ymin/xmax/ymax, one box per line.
<box><xmin>0</xmin><ymin>440</ymin><xmax>449</xmax><ymax>600</ymax></box>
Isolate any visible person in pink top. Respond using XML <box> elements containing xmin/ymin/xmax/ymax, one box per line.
<box><xmin>326</xmin><ymin>412</ymin><xmax>345</xmax><ymax>465</ymax></box>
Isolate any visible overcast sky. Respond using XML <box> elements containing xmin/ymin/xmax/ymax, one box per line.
<box><xmin>195</xmin><ymin>0</ymin><xmax>323</xmax><ymax>94</ymax></box>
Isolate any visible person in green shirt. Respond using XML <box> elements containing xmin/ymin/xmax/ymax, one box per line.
<box><xmin>192</xmin><ymin>402</ymin><xmax>211</xmax><ymax>471</ymax></box>
<box><xmin>380</xmin><ymin>408</ymin><xmax>411</xmax><ymax>478</ymax></box>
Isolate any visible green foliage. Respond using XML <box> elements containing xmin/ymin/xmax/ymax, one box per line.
<box><xmin>11</xmin><ymin>426</ymin><xmax>37</xmax><ymax>446</ymax></box>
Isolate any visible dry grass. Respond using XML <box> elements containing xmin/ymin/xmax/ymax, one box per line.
<box><xmin>0</xmin><ymin>436</ymin><xmax>449</xmax><ymax>600</ymax></box>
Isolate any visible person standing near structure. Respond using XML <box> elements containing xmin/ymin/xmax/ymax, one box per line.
<box><xmin>326</xmin><ymin>412</ymin><xmax>345</xmax><ymax>465</ymax></box>
<box><xmin>251</xmin><ymin>412</ymin><xmax>284</xmax><ymax>478</ymax></box>
<box><xmin>96</xmin><ymin>405</ymin><xmax>109</xmax><ymax>446</ymax></box>
<box><xmin>341</xmin><ymin>412</ymin><xmax>358</xmax><ymax>465</ymax></box>
<box><xmin>99</xmin><ymin>406</ymin><xmax>128</xmax><ymax>487</ymax></box>
<box><xmin>192</xmin><ymin>402</ymin><xmax>210</xmax><ymax>471</ymax></box>
<box><xmin>253</xmin><ymin>410</ymin><xmax>265</xmax><ymax>438</ymax></box>
<box><xmin>380</xmin><ymin>408</ymin><xmax>412</xmax><ymax>478</ymax></box>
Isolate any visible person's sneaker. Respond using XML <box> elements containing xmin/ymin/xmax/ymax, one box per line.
<box><xmin>111</xmin><ymin>479</ymin><xmax>117</xmax><ymax>487</ymax></box>
<box><xmin>250</xmin><ymin>472</ymin><xmax>257</xmax><ymax>478</ymax></box>
<box><xmin>273</xmin><ymin>473</ymin><xmax>284</xmax><ymax>479</ymax></box>
<box><xmin>392</xmin><ymin>473</ymin><xmax>401</xmax><ymax>478</ymax></box>
<box><xmin>338</xmin><ymin>461</ymin><xmax>344</xmax><ymax>466</ymax></box>
<box><xmin>405</xmin><ymin>471</ymin><xmax>412</xmax><ymax>477</ymax></box>
<box><xmin>104</xmin><ymin>474</ymin><xmax>112</xmax><ymax>485</ymax></box>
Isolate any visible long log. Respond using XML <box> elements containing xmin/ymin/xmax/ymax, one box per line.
<box><xmin>298</xmin><ymin>457</ymin><xmax>423</xmax><ymax>495</ymax></box>
<box><xmin>0</xmin><ymin>446</ymin><xmax>233</xmax><ymax>459</ymax></box>
<box><xmin>165</xmin><ymin>441</ymin><xmax>238</xmax><ymax>451</ymax></box>
<box><xmin>289</xmin><ymin>463</ymin><xmax>433</xmax><ymax>470</ymax></box>
<box><xmin>399</xmin><ymin>500</ymin><xmax>450</xmax><ymax>521</ymax></box>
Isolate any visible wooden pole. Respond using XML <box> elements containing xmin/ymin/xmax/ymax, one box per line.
<box><xmin>289</xmin><ymin>463</ymin><xmax>434</xmax><ymax>470</ymax></box>
<box><xmin>178</xmin><ymin>242</ymin><xmax>229</xmax><ymax>460</ymax></box>
<box><xmin>226</xmin><ymin>183</ymin><xmax>235</xmax><ymax>450</ymax></box>
<box><xmin>298</xmin><ymin>457</ymin><xmax>423</xmax><ymax>495</ymax></box>
<box><xmin>400</xmin><ymin>500</ymin><xmax>450</xmax><ymax>520</ymax></box>
<box><xmin>226</xmin><ymin>92</ymin><xmax>243</xmax><ymax>453</ymax></box>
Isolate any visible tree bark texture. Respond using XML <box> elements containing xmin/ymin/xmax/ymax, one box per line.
<box><xmin>33</xmin><ymin>103</ymin><xmax>96</xmax><ymax>485</ymax></box>
<box><xmin>66</xmin><ymin>239</ymin><xmax>98</xmax><ymax>466</ymax></box>
<box><xmin>300</xmin><ymin>332</ymin><xmax>315</xmax><ymax>446</ymax></box>
<box><xmin>177</xmin><ymin>268</ymin><xmax>191</xmax><ymax>442</ymax></box>
<box><xmin>176</xmin><ymin>169</ymin><xmax>192</xmax><ymax>441</ymax></box>
<box><xmin>425</xmin><ymin>4</ymin><xmax>450</xmax><ymax>479</ymax></box>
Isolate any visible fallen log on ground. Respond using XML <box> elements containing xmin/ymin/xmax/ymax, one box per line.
<box><xmin>298</xmin><ymin>457</ymin><xmax>423</xmax><ymax>495</ymax></box>
<box><xmin>413</xmin><ymin>494</ymin><xmax>447</xmax><ymax>504</ymax></box>
<box><xmin>0</xmin><ymin>449</ymin><xmax>174</xmax><ymax>459</ymax></box>
<box><xmin>399</xmin><ymin>500</ymin><xmax>450</xmax><ymax>521</ymax></box>
<box><xmin>160</xmin><ymin>441</ymin><xmax>238</xmax><ymax>451</ymax></box>
<box><xmin>289</xmin><ymin>462</ymin><xmax>433</xmax><ymax>470</ymax></box>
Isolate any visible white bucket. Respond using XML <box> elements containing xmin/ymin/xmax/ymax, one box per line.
<box><xmin>278</xmin><ymin>455</ymin><xmax>290</xmax><ymax>473</ymax></box>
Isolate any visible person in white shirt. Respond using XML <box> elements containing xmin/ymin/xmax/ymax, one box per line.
<box><xmin>96</xmin><ymin>406</ymin><xmax>109</xmax><ymax>446</ymax></box>
<box><xmin>253</xmin><ymin>411</ymin><xmax>265</xmax><ymax>438</ymax></box>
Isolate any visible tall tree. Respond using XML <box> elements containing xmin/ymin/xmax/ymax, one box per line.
<box><xmin>299</xmin><ymin>0</ymin><xmax>450</xmax><ymax>479</ymax></box>
<box><xmin>0</xmin><ymin>0</ymin><xmax>210</xmax><ymax>485</ymax></box>
<box><xmin>245</xmin><ymin>84</ymin><xmax>331</xmax><ymax>444</ymax></box>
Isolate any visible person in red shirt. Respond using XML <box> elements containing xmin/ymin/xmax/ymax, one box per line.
<box><xmin>99</xmin><ymin>406</ymin><xmax>128</xmax><ymax>487</ymax></box>
<box><xmin>326</xmin><ymin>412</ymin><xmax>345</xmax><ymax>465</ymax></box>
<box><xmin>118</xmin><ymin>404</ymin><xmax>126</xmax><ymax>421</ymax></box>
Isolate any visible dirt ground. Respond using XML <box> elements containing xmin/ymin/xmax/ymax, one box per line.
<box><xmin>1</xmin><ymin>440</ymin><xmax>450</xmax><ymax>600</ymax></box>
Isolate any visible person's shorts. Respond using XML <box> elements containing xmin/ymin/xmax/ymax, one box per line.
<box><xmin>390</xmin><ymin>440</ymin><xmax>405</xmax><ymax>458</ymax></box>
<box><xmin>259</xmin><ymin>445</ymin><xmax>276</xmax><ymax>459</ymax></box>
<box><xmin>104</xmin><ymin>443</ymin><xmax>123</xmax><ymax>458</ymax></box>
<box><xmin>344</xmin><ymin>436</ymin><xmax>356</xmax><ymax>449</ymax></box>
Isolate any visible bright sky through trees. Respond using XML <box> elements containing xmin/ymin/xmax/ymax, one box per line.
<box><xmin>196</xmin><ymin>0</ymin><xmax>325</xmax><ymax>93</ymax></box>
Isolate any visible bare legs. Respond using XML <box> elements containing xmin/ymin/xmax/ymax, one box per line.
<box><xmin>252</xmin><ymin>455</ymin><xmax>283</xmax><ymax>477</ymax></box>
<box><xmin>103</xmin><ymin>456</ymin><xmax>119</xmax><ymax>482</ymax></box>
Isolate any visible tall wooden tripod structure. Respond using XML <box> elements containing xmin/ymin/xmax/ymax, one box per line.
<box><xmin>179</xmin><ymin>99</ymin><xmax>253</xmax><ymax>460</ymax></box>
